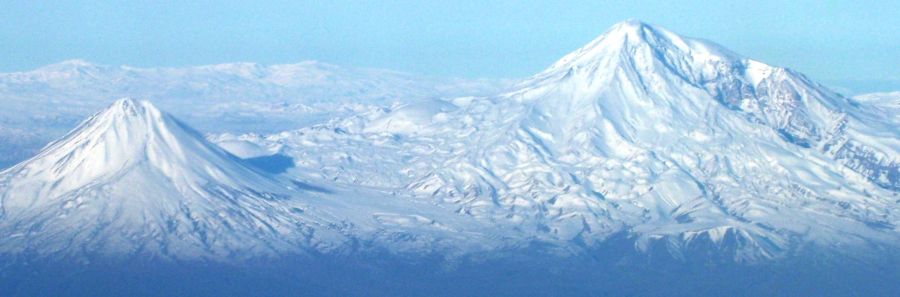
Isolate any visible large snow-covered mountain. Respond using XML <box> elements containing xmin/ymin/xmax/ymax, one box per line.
<box><xmin>0</xmin><ymin>99</ymin><xmax>502</xmax><ymax>260</ymax></box>
<box><xmin>222</xmin><ymin>20</ymin><xmax>900</xmax><ymax>262</ymax></box>
<box><xmin>0</xmin><ymin>20</ymin><xmax>897</xmax><ymax>265</ymax></box>
<box><xmin>0</xmin><ymin>61</ymin><xmax>512</xmax><ymax>169</ymax></box>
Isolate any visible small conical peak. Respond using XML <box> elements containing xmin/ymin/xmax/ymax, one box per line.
<box><xmin>104</xmin><ymin>98</ymin><xmax>161</xmax><ymax>119</ymax></box>
<box><xmin>607</xmin><ymin>19</ymin><xmax>652</xmax><ymax>35</ymax></box>
<box><xmin>10</xmin><ymin>96</ymin><xmax>250</xmax><ymax>197</ymax></box>
<box><xmin>112</xmin><ymin>97</ymin><xmax>138</xmax><ymax>110</ymax></box>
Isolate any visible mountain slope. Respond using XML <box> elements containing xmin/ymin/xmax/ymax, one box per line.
<box><xmin>0</xmin><ymin>60</ymin><xmax>512</xmax><ymax>169</ymax></box>
<box><xmin>0</xmin><ymin>99</ymin><xmax>501</xmax><ymax>260</ymax></box>
<box><xmin>1</xmin><ymin>20</ymin><xmax>897</xmax><ymax>264</ymax></box>
<box><xmin>510</xmin><ymin>20</ymin><xmax>897</xmax><ymax>191</ymax></box>
<box><xmin>0</xmin><ymin>99</ymin><xmax>314</xmax><ymax>258</ymax></box>
<box><xmin>854</xmin><ymin>91</ymin><xmax>900</xmax><ymax>125</ymax></box>
<box><xmin>235</xmin><ymin>20</ymin><xmax>900</xmax><ymax>262</ymax></box>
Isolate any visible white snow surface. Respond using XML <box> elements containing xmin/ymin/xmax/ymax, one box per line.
<box><xmin>0</xmin><ymin>99</ymin><xmax>505</xmax><ymax>260</ymax></box>
<box><xmin>216</xmin><ymin>20</ymin><xmax>900</xmax><ymax>262</ymax></box>
<box><xmin>854</xmin><ymin>91</ymin><xmax>900</xmax><ymax>125</ymax></box>
<box><xmin>0</xmin><ymin>20</ymin><xmax>898</xmax><ymax>263</ymax></box>
<box><xmin>0</xmin><ymin>60</ymin><xmax>513</xmax><ymax>169</ymax></box>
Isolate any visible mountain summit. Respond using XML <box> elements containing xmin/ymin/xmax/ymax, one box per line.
<box><xmin>0</xmin><ymin>21</ymin><xmax>897</xmax><ymax>264</ymax></box>
<box><xmin>0</xmin><ymin>99</ymin><xmax>503</xmax><ymax>259</ymax></box>
<box><xmin>510</xmin><ymin>20</ymin><xmax>897</xmax><ymax>191</ymax></box>
<box><xmin>0</xmin><ymin>19</ymin><xmax>896</xmax><ymax>296</ymax></box>
<box><xmin>286</xmin><ymin>20</ymin><xmax>900</xmax><ymax>262</ymax></box>
<box><xmin>534</xmin><ymin>19</ymin><xmax>742</xmax><ymax>82</ymax></box>
<box><xmin>0</xmin><ymin>99</ymin><xmax>313</xmax><ymax>258</ymax></box>
<box><xmin>4</xmin><ymin>98</ymin><xmax>283</xmax><ymax>197</ymax></box>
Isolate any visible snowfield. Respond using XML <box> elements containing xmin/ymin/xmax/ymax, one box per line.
<box><xmin>0</xmin><ymin>19</ymin><xmax>898</xmax><ymax>297</ymax></box>
<box><xmin>215</xmin><ymin>20</ymin><xmax>899</xmax><ymax>262</ymax></box>
<box><xmin>0</xmin><ymin>99</ymin><xmax>511</xmax><ymax>260</ymax></box>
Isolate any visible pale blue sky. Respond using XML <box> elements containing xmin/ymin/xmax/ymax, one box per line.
<box><xmin>2</xmin><ymin>1</ymin><xmax>898</xmax><ymax>89</ymax></box>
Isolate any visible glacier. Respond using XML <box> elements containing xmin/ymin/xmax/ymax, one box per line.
<box><xmin>0</xmin><ymin>20</ymin><xmax>898</xmax><ymax>296</ymax></box>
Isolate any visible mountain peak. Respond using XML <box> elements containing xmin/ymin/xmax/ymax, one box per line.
<box><xmin>0</xmin><ymin>99</ymin><xmax>319</xmax><ymax>258</ymax></box>
<box><xmin>109</xmin><ymin>97</ymin><xmax>147</xmax><ymax>115</ymax></box>
<box><xmin>606</xmin><ymin>19</ymin><xmax>653</xmax><ymax>35</ymax></box>
<box><xmin>600</xmin><ymin>19</ymin><xmax>675</xmax><ymax>46</ymax></box>
<box><xmin>523</xmin><ymin>20</ymin><xmax>744</xmax><ymax>89</ymax></box>
<box><xmin>88</xmin><ymin>98</ymin><xmax>170</xmax><ymax>138</ymax></box>
<box><xmin>3</xmin><ymin>98</ymin><xmax>282</xmax><ymax>204</ymax></box>
<box><xmin>112</xmin><ymin>97</ymin><xmax>138</xmax><ymax>107</ymax></box>
<box><xmin>105</xmin><ymin>97</ymin><xmax>168</xmax><ymax>119</ymax></box>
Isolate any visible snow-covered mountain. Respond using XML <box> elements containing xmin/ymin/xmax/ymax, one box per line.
<box><xmin>0</xmin><ymin>20</ymin><xmax>897</xmax><ymax>265</ymax></box>
<box><xmin>1</xmin><ymin>19</ymin><xmax>898</xmax><ymax>297</ymax></box>
<box><xmin>0</xmin><ymin>60</ymin><xmax>512</xmax><ymax>169</ymax></box>
<box><xmin>0</xmin><ymin>98</ymin><xmax>304</xmax><ymax>258</ymax></box>
<box><xmin>0</xmin><ymin>99</ymin><xmax>503</xmax><ymax>260</ymax></box>
<box><xmin>224</xmin><ymin>20</ymin><xmax>899</xmax><ymax>262</ymax></box>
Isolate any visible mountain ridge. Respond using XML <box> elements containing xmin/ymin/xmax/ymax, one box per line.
<box><xmin>231</xmin><ymin>20</ymin><xmax>900</xmax><ymax>262</ymax></box>
<box><xmin>0</xmin><ymin>20</ymin><xmax>897</xmax><ymax>264</ymax></box>
<box><xmin>0</xmin><ymin>99</ymin><xmax>509</xmax><ymax>260</ymax></box>
<box><xmin>0</xmin><ymin>59</ymin><xmax>514</xmax><ymax>169</ymax></box>
<box><xmin>0</xmin><ymin>98</ymin><xmax>312</xmax><ymax>258</ymax></box>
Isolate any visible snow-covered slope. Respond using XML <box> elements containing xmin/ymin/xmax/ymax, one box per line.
<box><xmin>1</xmin><ymin>20</ymin><xmax>897</xmax><ymax>264</ymax></box>
<box><xmin>0</xmin><ymin>99</ymin><xmax>503</xmax><ymax>260</ymax></box>
<box><xmin>0</xmin><ymin>61</ymin><xmax>512</xmax><ymax>169</ymax></box>
<box><xmin>0</xmin><ymin>99</ymin><xmax>300</xmax><ymax>258</ymax></box>
<box><xmin>228</xmin><ymin>20</ymin><xmax>900</xmax><ymax>262</ymax></box>
<box><xmin>855</xmin><ymin>91</ymin><xmax>900</xmax><ymax>125</ymax></box>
